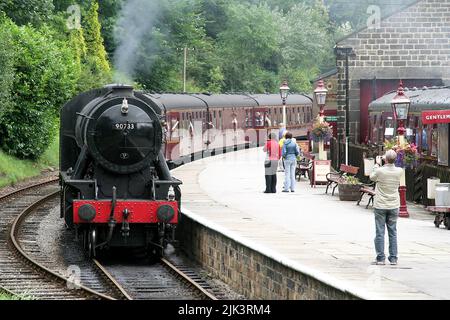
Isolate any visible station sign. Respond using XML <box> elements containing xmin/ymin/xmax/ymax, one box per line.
<box><xmin>422</xmin><ymin>110</ymin><xmax>450</xmax><ymax>125</ymax></box>
<box><xmin>311</xmin><ymin>160</ymin><xmax>331</xmax><ymax>187</ymax></box>
<box><xmin>325</xmin><ymin>116</ymin><xmax>338</xmax><ymax>122</ymax></box>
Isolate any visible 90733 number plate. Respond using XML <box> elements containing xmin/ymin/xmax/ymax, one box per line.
<box><xmin>113</xmin><ymin>123</ymin><xmax>136</xmax><ymax>130</ymax></box>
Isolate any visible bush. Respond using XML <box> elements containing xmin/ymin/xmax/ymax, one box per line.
<box><xmin>0</xmin><ymin>17</ymin><xmax>14</xmax><ymax>119</ymax></box>
<box><xmin>0</xmin><ymin>19</ymin><xmax>78</xmax><ymax>159</ymax></box>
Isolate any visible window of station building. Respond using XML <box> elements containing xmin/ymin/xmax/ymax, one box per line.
<box><xmin>431</xmin><ymin>124</ymin><xmax>439</xmax><ymax>157</ymax></box>
<box><xmin>378</xmin><ymin>115</ymin><xmax>384</xmax><ymax>143</ymax></box>
<box><xmin>405</xmin><ymin>116</ymin><xmax>418</xmax><ymax>145</ymax></box>
<box><xmin>372</xmin><ymin>115</ymin><xmax>378</xmax><ymax>144</ymax></box>
<box><xmin>421</xmin><ymin>125</ymin><xmax>429</xmax><ymax>155</ymax></box>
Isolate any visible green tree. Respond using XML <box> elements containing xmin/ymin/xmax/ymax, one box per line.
<box><xmin>84</xmin><ymin>1</ymin><xmax>111</xmax><ymax>74</ymax></box>
<box><xmin>217</xmin><ymin>2</ymin><xmax>281</xmax><ymax>92</ymax></box>
<box><xmin>279</xmin><ymin>2</ymin><xmax>335</xmax><ymax>92</ymax></box>
<box><xmin>134</xmin><ymin>0</ymin><xmax>218</xmax><ymax>93</ymax></box>
<box><xmin>0</xmin><ymin>19</ymin><xmax>79</xmax><ymax>159</ymax></box>
<box><xmin>0</xmin><ymin>16</ymin><xmax>14</xmax><ymax>119</ymax></box>
<box><xmin>0</xmin><ymin>0</ymin><xmax>54</xmax><ymax>26</ymax></box>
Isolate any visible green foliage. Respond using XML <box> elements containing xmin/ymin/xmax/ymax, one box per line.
<box><xmin>218</xmin><ymin>2</ymin><xmax>281</xmax><ymax>93</ymax></box>
<box><xmin>84</xmin><ymin>1</ymin><xmax>111</xmax><ymax>75</ymax></box>
<box><xmin>0</xmin><ymin>134</ymin><xmax>59</xmax><ymax>188</ymax></box>
<box><xmin>0</xmin><ymin>17</ymin><xmax>14</xmax><ymax>119</ymax></box>
<box><xmin>125</xmin><ymin>0</ymin><xmax>337</xmax><ymax>94</ymax></box>
<box><xmin>280</xmin><ymin>2</ymin><xmax>335</xmax><ymax>74</ymax></box>
<box><xmin>340</xmin><ymin>175</ymin><xmax>361</xmax><ymax>185</ymax></box>
<box><xmin>0</xmin><ymin>0</ymin><xmax>54</xmax><ymax>26</ymax></box>
<box><xmin>0</xmin><ymin>20</ymin><xmax>78</xmax><ymax>159</ymax></box>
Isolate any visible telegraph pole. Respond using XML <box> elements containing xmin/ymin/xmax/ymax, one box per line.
<box><xmin>177</xmin><ymin>47</ymin><xmax>195</xmax><ymax>93</ymax></box>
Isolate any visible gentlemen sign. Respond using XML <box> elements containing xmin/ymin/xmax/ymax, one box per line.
<box><xmin>422</xmin><ymin>110</ymin><xmax>450</xmax><ymax>125</ymax></box>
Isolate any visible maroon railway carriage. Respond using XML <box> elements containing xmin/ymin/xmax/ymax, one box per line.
<box><xmin>149</xmin><ymin>93</ymin><xmax>313</xmax><ymax>166</ymax></box>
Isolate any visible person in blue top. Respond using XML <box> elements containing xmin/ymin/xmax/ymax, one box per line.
<box><xmin>282</xmin><ymin>132</ymin><xmax>300</xmax><ymax>193</ymax></box>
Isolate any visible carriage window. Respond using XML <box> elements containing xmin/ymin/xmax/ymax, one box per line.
<box><xmin>245</xmin><ymin>110</ymin><xmax>253</xmax><ymax>128</ymax></box>
<box><xmin>255</xmin><ymin>112</ymin><xmax>264</xmax><ymax>127</ymax></box>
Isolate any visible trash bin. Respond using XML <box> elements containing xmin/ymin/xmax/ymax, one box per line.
<box><xmin>427</xmin><ymin>177</ymin><xmax>440</xmax><ymax>199</ymax></box>
<box><xmin>435</xmin><ymin>183</ymin><xmax>450</xmax><ymax>207</ymax></box>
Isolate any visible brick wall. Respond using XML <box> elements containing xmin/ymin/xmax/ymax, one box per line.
<box><xmin>336</xmin><ymin>0</ymin><xmax>450</xmax><ymax>143</ymax></box>
<box><xmin>177</xmin><ymin>215</ymin><xmax>359</xmax><ymax>300</ymax></box>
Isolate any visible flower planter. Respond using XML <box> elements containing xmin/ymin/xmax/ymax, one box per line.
<box><xmin>338</xmin><ymin>184</ymin><xmax>362</xmax><ymax>201</ymax></box>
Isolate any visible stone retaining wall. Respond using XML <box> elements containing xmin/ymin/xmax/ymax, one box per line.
<box><xmin>177</xmin><ymin>214</ymin><xmax>359</xmax><ymax>300</ymax></box>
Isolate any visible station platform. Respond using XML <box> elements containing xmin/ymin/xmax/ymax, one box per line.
<box><xmin>172</xmin><ymin>148</ymin><xmax>450</xmax><ymax>300</ymax></box>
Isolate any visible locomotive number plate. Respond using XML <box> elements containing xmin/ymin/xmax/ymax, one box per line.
<box><xmin>113</xmin><ymin>123</ymin><xmax>136</xmax><ymax>130</ymax></box>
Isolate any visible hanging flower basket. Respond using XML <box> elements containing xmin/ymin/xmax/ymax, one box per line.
<box><xmin>309</xmin><ymin>117</ymin><xmax>333</xmax><ymax>143</ymax></box>
<box><xmin>384</xmin><ymin>139</ymin><xmax>419</xmax><ymax>169</ymax></box>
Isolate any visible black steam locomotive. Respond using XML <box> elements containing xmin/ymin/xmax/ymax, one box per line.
<box><xmin>60</xmin><ymin>84</ymin><xmax>181</xmax><ymax>257</ymax></box>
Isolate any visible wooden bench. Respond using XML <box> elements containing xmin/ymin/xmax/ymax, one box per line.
<box><xmin>296</xmin><ymin>152</ymin><xmax>315</xmax><ymax>181</ymax></box>
<box><xmin>325</xmin><ymin>164</ymin><xmax>359</xmax><ymax>196</ymax></box>
<box><xmin>357</xmin><ymin>182</ymin><xmax>376</xmax><ymax>209</ymax></box>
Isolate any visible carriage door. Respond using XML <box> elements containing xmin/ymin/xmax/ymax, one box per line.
<box><xmin>166</xmin><ymin>112</ymin><xmax>181</xmax><ymax>161</ymax></box>
<box><xmin>254</xmin><ymin>107</ymin><xmax>268</xmax><ymax>146</ymax></box>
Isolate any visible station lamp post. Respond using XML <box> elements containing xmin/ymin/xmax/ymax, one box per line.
<box><xmin>391</xmin><ymin>80</ymin><xmax>410</xmax><ymax>218</ymax></box>
<box><xmin>314</xmin><ymin>79</ymin><xmax>328</xmax><ymax>160</ymax></box>
<box><xmin>314</xmin><ymin>79</ymin><xmax>328</xmax><ymax>121</ymax></box>
<box><xmin>280</xmin><ymin>80</ymin><xmax>290</xmax><ymax>128</ymax></box>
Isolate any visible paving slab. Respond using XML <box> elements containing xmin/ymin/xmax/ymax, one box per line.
<box><xmin>173</xmin><ymin>148</ymin><xmax>450</xmax><ymax>300</ymax></box>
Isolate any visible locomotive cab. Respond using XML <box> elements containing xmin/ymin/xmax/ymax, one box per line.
<box><xmin>60</xmin><ymin>84</ymin><xmax>181</xmax><ymax>257</ymax></box>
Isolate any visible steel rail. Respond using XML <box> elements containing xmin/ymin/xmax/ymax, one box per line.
<box><xmin>0</xmin><ymin>178</ymin><xmax>59</xmax><ymax>202</ymax></box>
<box><xmin>92</xmin><ymin>258</ymin><xmax>218</xmax><ymax>300</ymax></box>
<box><xmin>9</xmin><ymin>188</ymin><xmax>115</xmax><ymax>300</ymax></box>
<box><xmin>92</xmin><ymin>259</ymin><xmax>133</xmax><ymax>300</ymax></box>
<box><xmin>161</xmin><ymin>257</ymin><xmax>218</xmax><ymax>300</ymax></box>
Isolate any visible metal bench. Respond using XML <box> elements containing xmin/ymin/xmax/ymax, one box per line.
<box><xmin>357</xmin><ymin>182</ymin><xmax>376</xmax><ymax>209</ymax></box>
<box><xmin>325</xmin><ymin>164</ymin><xmax>360</xmax><ymax>196</ymax></box>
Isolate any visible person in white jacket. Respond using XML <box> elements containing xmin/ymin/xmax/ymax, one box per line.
<box><xmin>369</xmin><ymin>149</ymin><xmax>404</xmax><ymax>265</ymax></box>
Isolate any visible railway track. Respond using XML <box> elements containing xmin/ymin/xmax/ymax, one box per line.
<box><xmin>92</xmin><ymin>257</ymin><xmax>220</xmax><ymax>300</ymax></box>
<box><xmin>0</xmin><ymin>180</ymin><xmax>115</xmax><ymax>300</ymax></box>
<box><xmin>0</xmin><ymin>179</ymin><xmax>227</xmax><ymax>300</ymax></box>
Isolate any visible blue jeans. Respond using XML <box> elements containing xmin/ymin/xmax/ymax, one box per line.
<box><xmin>283</xmin><ymin>159</ymin><xmax>296</xmax><ymax>191</ymax></box>
<box><xmin>374</xmin><ymin>208</ymin><xmax>399</xmax><ymax>262</ymax></box>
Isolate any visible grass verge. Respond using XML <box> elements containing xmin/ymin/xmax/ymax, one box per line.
<box><xmin>0</xmin><ymin>135</ymin><xmax>59</xmax><ymax>188</ymax></box>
